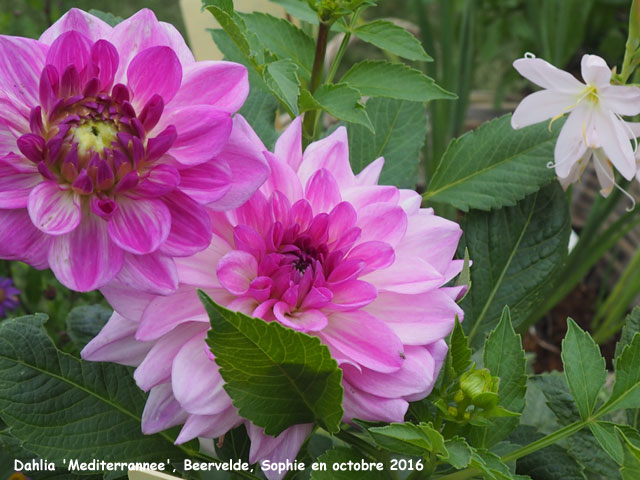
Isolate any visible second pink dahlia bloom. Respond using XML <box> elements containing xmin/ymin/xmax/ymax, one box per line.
<box><xmin>0</xmin><ymin>9</ymin><xmax>269</xmax><ymax>293</ymax></box>
<box><xmin>82</xmin><ymin>118</ymin><xmax>465</xmax><ymax>476</ymax></box>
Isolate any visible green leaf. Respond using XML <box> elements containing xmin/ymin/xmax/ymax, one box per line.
<box><xmin>310</xmin><ymin>446</ymin><xmax>386</xmax><ymax>479</ymax></box>
<box><xmin>477</xmin><ymin>306</ymin><xmax>526</xmax><ymax>446</ymax></box>
<box><xmin>264</xmin><ymin>59</ymin><xmax>300</xmax><ymax>116</ymax></box>
<box><xmin>451</xmin><ymin>317</ymin><xmax>472</xmax><ymax>377</ymax></box>
<box><xmin>618</xmin><ymin>427</ymin><xmax>640</xmax><ymax>480</ymax></box>
<box><xmin>367</xmin><ymin>422</ymin><xmax>445</xmax><ymax>456</ymax></box>
<box><xmin>300</xmin><ymin>84</ymin><xmax>373</xmax><ymax>132</ymax></box>
<box><xmin>341</xmin><ymin>60</ymin><xmax>454</xmax><ymax>102</ymax></box>
<box><xmin>461</xmin><ymin>182</ymin><xmax>571</xmax><ymax>346</ymax></box>
<box><xmin>603</xmin><ymin>334</ymin><xmax>640</xmax><ymax>415</ymax></box>
<box><xmin>561</xmin><ymin>318</ymin><xmax>606</xmax><ymax>420</ymax></box>
<box><xmin>455</xmin><ymin>248</ymin><xmax>471</xmax><ymax>302</ymax></box>
<box><xmin>87</xmin><ymin>9</ymin><xmax>123</xmax><ymax>26</ymax></box>
<box><xmin>202</xmin><ymin>0</ymin><xmax>234</xmax><ymax>15</ymax></box>
<box><xmin>238</xmin><ymin>12</ymin><xmax>314</xmax><ymax>81</ymax></box>
<box><xmin>346</xmin><ymin>97</ymin><xmax>426</xmax><ymax>188</ymax></box>
<box><xmin>442</xmin><ymin>437</ymin><xmax>473</xmax><ymax>469</ymax></box>
<box><xmin>215</xmin><ymin>424</ymin><xmax>251</xmax><ymax>463</ymax></box>
<box><xmin>65</xmin><ymin>305</ymin><xmax>111</xmax><ymax>350</ymax></box>
<box><xmin>590</xmin><ymin>422</ymin><xmax>640</xmax><ymax>466</ymax></box>
<box><xmin>270</xmin><ymin>0</ymin><xmax>320</xmax><ymax>24</ymax></box>
<box><xmin>616</xmin><ymin>307</ymin><xmax>640</xmax><ymax>358</ymax></box>
<box><xmin>353</xmin><ymin>20</ymin><xmax>432</xmax><ymax>62</ymax></box>
<box><xmin>424</xmin><ymin>115</ymin><xmax>562</xmax><ymax>211</ymax></box>
<box><xmin>0</xmin><ymin>315</ymin><xmax>192</xmax><ymax>468</ymax></box>
<box><xmin>200</xmin><ymin>291</ymin><xmax>343</xmax><ymax>435</ymax></box>
<box><xmin>206</xmin><ymin>6</ymin><xmax>251</xmax><ymax>57</ymax></box>
<box><xmin>239</xmin><ymin>88</ymin><xmax>279</xmax><ymax>149</ymax></box>
<box><xmin>470</xmin><ymin>449</ymin><xmax>514</xmax><ymax>480</ymax></box>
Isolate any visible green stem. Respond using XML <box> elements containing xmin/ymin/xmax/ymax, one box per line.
<box><xmin>325</xmin><ymin>10</ymin><xmax>362</xmax><ymax>84</ymax></box>
<box><xmin>302</xmin><ymin>21</ymin><xmax>331</xmax><ymax>144</ymax></box>
<box><xmin>620</xmin><ymin>0</ymin><xmax>640</xmax><ymax>83</ymax></box>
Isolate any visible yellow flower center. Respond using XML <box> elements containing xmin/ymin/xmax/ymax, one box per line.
<box><xmin>73</xmin><ymin>120</ymin><xmax>118</xmax><ymax>156</ymax></box>
<box><xmin>582</xmin><ymin>84</ymin><xmax>599</xmax><ymax>104</ymax></box>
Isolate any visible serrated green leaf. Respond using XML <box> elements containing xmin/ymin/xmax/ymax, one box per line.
<box><xmin>603</xmin><ymin>334</ymin><xmax>640</xmax><ymax>415</ymax></box>
<box><xmin>206</xmin><ymin>6</ymin><xmax>251</xmax><ymax>57</ymax></box>
<box><xmin>470</xmin><ymin>449</ymin><xmax>513</xmax><ymax>480</ymax></box>
<box><xmin>353</xmin><ymin>20</ymin><xmax>432</xmax><ymax>62</ymax></box>
<box><xmin>238</xmin><ymin>88</ymin><xmax>279</xmax><ymax>149</ymax></box>
<box><xmin>561</xmin><ymin>318</ymin><xmax>606</xmax><ymax>420</ymax></box>
<box><xmin>310</xmin><ymin>446</ymin><xmax>386</xmax><ymax>479</ymax></box>
<box><xmin>451</xmin><ymin>317</ymin><xmax>471</xmax><ymax>377</ymax></box>
<box><xmin>0</xmin><ymin>315</ymin><xmax>192</xmax><ymax>469</ymax></box>
<box><xmin>301</xmin><ymin>84</ymin><xmax>373</xmax><ymax>131</ymax></box>
<box><xmin>462</xmin><ymin>183</ymin><xmax>571</xmax><ymax>346</ymax></box>
<box><xmin>425</xmin><ymin>115</ymin><xmax>562</xmax><ymax>211</ymax></box>
<box><xmin>341</xmin><ymin>60</ymin><xmax>454</xmax><ymax>102</ymax></box>
<box><xmin>87</xmin><ymin>9</ymin><xmax>123</xmax><ymax>26</ymax></box>
<box><xmin>474</xmin><ymin>306</ymin><xmax>526</xmax><ymax>446</ymax></box>
<box><xmin>442</xmin><ymin>437</ymin><xmax>473</xmax><ymax>469</ymax></box>
<box><xmin>202</xmin><ymin>0</ymin><xmax>234</xmax><ymax>14</ymax></box>
<box><xmin>617</xmin><ymin>427</ymin><xmax>640</xmax><ymax>480</ymax></box>
<box><xmin>346</xmin><ymin>97</ymin><xmax>426</xmax><ymax>188</ymax></box>
<box><xmin>200</xmin><ymin>291</ymin><xmax>343</xmax><ymax>435</ymax></box>
<box><xmin>590</xmin><ymin>422</ymin><xmax>640</xmax><ymax>466</ymax></box>
<box><xmin>270</xmin><ymin>0</ymin><xmax>320</xmax><ymax>24</ymax></box>
<box><xmin>264</xmin><ymin>59</ymin><xmax>300</xmax><ymax>116</ymax></box>
<box><xmin>239</xmin><ymin>12</ymin><xmax>314</xmax><ymax>81</ymax></box>
<box><xmin>66</xmin><ymin>305</ymin><xmax>111</xmax><ymax>350</ymax></box>
<box><xmin>616</xmin><ymin>308</ymin><xmax>640</xmax><ymax>358</ymax></box>
<box><xmin>368</xmin><ymin>422</ymin><xmax>444</xmax><ymax>456</ymax></box>
<box><xmin>515</xmin><ymin>442</ymin><xmax>586</xmax><ymax>480</ymax></box>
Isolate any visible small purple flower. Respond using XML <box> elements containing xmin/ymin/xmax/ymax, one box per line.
<box><xmin>0</xmin><ymin>277</ymin><xmax>20</xmax><ymax>318</ymax></box>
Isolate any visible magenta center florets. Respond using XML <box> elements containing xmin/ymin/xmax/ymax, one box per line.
<box><xmin>16</xmin><ymin>40</ymin><xmax>177</xmax><ymax>209</ymax></box>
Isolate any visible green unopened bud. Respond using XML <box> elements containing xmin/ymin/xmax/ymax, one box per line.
<box><xmin>459</xmin><ymin>368</ymin><xmax>500</xmax><ymax>408</ymax></box>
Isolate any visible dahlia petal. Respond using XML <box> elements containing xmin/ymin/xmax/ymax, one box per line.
<box><xmin>115</xmin><ymin>251</ymin><xmax>179</xmax><ymax>295</ymax></box>
<box><xmin>342</xmin><ymin>345</ymin><xmax>438</xmax><ymax>399</ymax></box>
<box><xmin>341</xmin><ymin>185</ymin><xmax>399</xmax><ymax>211</ymax></box>
<box><xmin>355</xmin><ymin>157</ymin><xmax>384</xmax><ymax>186</ymax></box>
<box><xmin>319</xmin><ymin>310</ymin><xmax>404</xmax><ymax>373</ymax></box>
<box><xmin>217</xmin><ymin>250</ymin><xmax>258</xmax><ymax>295</ymax></box>
<box><xmin>90</xmin><ymin>40</ymin><xmax>119</xmax><ymax>92</ymax></box>
<box><xmin>0</xmin><ymin>209</ymin><xmax>50</xmax><ymax>269</ymax></box>
<box><xmin>580</xmin><ymin>54</ymin><xmax>611</xmax><ymax>88</ymax></box>
<box><xmin>262</xmin><ymin>151</ymin><xmax>303</xmax><ymax>202</ymax></box>
<box><xmin>108</xmin><ymin>196</ymin><xmax>171</xmax><ymax>254</ymax></box>
<box><xmin>513</xmin><ymin>57</ymin><xmax>584</xmax><ymax>93</ymax></box>
<box><xmin>346</xmin><ymin>241</ymin><xmax>395</xmax><ymax>273</ymax></box>
<box><xmin>554</xmin><ymin>105</ymin><xmax>590</xmax><ymax>178</ymax></box>
<box><xmin>158</xmin><ymin>190</ymin><xmax>212</xmax><ymax>257</ymax></box>
<box><xmin>40</xmin><ymin>8</ymin><xmax>112</xmax><ymax>45</ymax></box>
<box><xmin>357</xmin><ymin>203</ymin><xmax>407</xmax><ymax>246</ymax></box>
<box><xmin>127</xmin><ymin>46</ymin><xmax>182</xmax><ymax>108</ymax></box>
<box><xmin>305</xmin><ymin>168</ymin><xmax>342</xmax><ymax>213</ymax></box>
<box><xmin>594</xmin><ymin>109</ymin><xmax>636</xmax><ymax>180</ymax></box>
<box><xmin>365</xmin><ymin>290</ymin><xmax>462</xmax><ymax>345</ymax></box>
<box><xmin>135</xmin><ymin>322</ymin><xmax>208</xmax><ymax>391</ymax></box>
<box><xmin>511</xmin><ymin>89</ymin><xmax>576</xmax><ymax>129</ymax></box>
<box><xmin>0</xmin><ymin>158</ymin><xmax>41</xmax><ymax>208</ymax></box>
<box><xmin>45</xmin><ymin>31</ymin><xmax>93</xmax><ymax>78</ymax></box>
<box><xmin>207</xmin><ymin>115</ymin><xmax>270</xmax><ymax>211</ymax></box>
<box><xmin>247</xmin><ymin>423</ymin><xmax>313</xmax><ymax>470</ymax></box>
<box><xmin>155</xmin><ymin>106</ymin><xmax>232</xmax><ymax>165</ymax></box>
<box><xmin>81</xmin><ymin>312</ymin><xmax>151</xmax><ymax>366</ymax></box>
<box><xmin>137</xmin><ymin>285</ymin><xmax>207</xmax><ymax>341</ymax></box>
<box><xmin>176</xmin><ymin>233</ymin><xmax>231</xmax><ymax>288</ymax></box>
<box><xmin>28</xmin><ymin>182</ymin><xmax>81</xmax><ymax>235</ymax></box>
<box><xmin>234</xmin><ymin>225</ymin><xmax>267</xmax><ymax>260</ymax></box>
<box><xmin>141</xmin><ymin>383</ymin><xmax>189</xmax><ymax>435</ymax></box>
<box><xmin>49</xmin><ymin>214</ymin><xmax>125</xmax><ymax>291</ymax></box>
<box><xmin>274</xmin><ymin>116</ymin><xmax>303</xmax><ymax>171</ymax></box>
<box><xmin>362</xmin><ymin>256</ymin><xmax>444</xmax><ymax>294</ymax></box>
<box><xmin>342</xmin><ymin>382</ymin><xmax>408</xmax><ymax>423</ymax></box>
<box><xmin>158</xmin><ymin>21</ymin><xmax>196</xmax><ymax>66</ymax></box>
<box><xmin>100</xmin><ymin>281</ymin><xmax>155</xmax><ymax>322</ymax></box>
<box><xmin>329</xmin><ymin>280</ymin><xmax>377</xmax><ymax>310</ymax></box>
<box><xmin>298</xmin><ymin>126</ymin><xmax>355</xmax><ymax>189</ymax></box>
<box><xmin>0</xmin><ymin>36</ymin><xmax>47</xmax><ymax>108</ymax></box>
<box><xmin>135</xmin><ymin>164</ymin><xmax>180</xmax><ymax>197</ymax></box>
<box><xmin>398</xmin><ymin>189</ymin><xmax>422</xmax><ymax>215</ymax></box>
<box><xmin>170</xmin><ymin>61</ymin><xmax>248</xmax><ymax>112</ymax></box>
<box><xmin>175</xmin><ymin>407</ymin><xmax>242</xmax><ymax>445</ymax></box>
<box><xmin>273</xmin><ymin>303</ymin><xmax>328</xmax><ymax>332</ymax></box>
<box><xmin>172</xmin><ymin>332</ymin><xmax>231</xmax><ymax>416</ymax></box>
<box><xmin>177</xmin><ymin>159</ymin><xmax>232</xmax><ymax>204</ymax></box>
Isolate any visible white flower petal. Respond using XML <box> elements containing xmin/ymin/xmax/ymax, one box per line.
<box><xmin>513</xmin><ymin>57</ymin><xmax>584</xmax><ymax>93</ymax></box>
<box><xmin>593</xmin><ymin>150</ymin><xmax>615</xmax><ymax>197</ymax></box>
<box><xmin>581</xmin><ymin>54</ymin><xmax>611</xmax><ymax>88</ymax></box>
<box><xmin>594</xmin><ymin>109</ymin><xmax>636</xmax><ymax>180</ymax></box>
<box><xmin>554</xmin><ymin>106</ymin><xmax>589</xmax><ymax>178</ymax></box>
<box><xmin>511</xmin><ymin>90</ymin><xmax>575</xmax><ymax>129</ymax></box>
<box><xmin>600</xmin><ymin>85</ymin><xmax>640</xmax><ymax>116</ymax></box>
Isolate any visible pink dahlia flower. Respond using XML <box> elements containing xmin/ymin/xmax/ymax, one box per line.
<box><xmin>82</xmin><ymin>118</ymin><xmax>465</xmax><ymax>477</ymax></box>
<box><xmin>0</xmin><ymin>9</ymin><xmax>269</xmax><ymax>293</ymax></box>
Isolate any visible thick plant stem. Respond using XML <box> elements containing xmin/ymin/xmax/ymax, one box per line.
<box><xmin>302</xmin><ymin>21</ymin><xmax>331</xmax><ymax>144</ymax></box>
